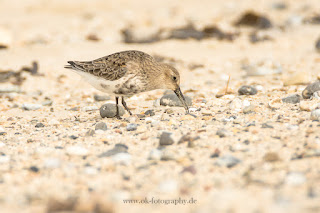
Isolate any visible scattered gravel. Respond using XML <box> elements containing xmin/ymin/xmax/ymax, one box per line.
<box><xmin>100</xmin><ymin>104</ymin><xmax>125</xmax><ymax>118</ymax></box>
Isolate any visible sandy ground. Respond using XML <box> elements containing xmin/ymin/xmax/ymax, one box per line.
<box><xmin>0</xmin><ymin>0</ymin><xmax>320</xmax><ymax>212</ymax></box>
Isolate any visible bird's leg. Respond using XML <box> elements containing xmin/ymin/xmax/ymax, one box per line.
<box><xmin>121</xmin><ymin>97</ymin><xmax>132</xmax><ymax>115</ymax></box>
<box><xmin>115</xmin><ymin>96</ymin><xmax>121</xmax><ymax>119</ymax></box>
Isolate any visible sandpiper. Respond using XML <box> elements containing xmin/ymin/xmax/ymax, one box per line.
<box><xmin>65</xmin><ymin>50</ymin><xmax>189</xmax><ymax>118</ymax></box>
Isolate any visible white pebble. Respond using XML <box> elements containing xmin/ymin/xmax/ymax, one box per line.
<box><xmin>310</xmin><ymin>109</ymin><xmax>320</xmax><ymax>121</ymax></box>
<box><xmin>44</xmin><ymin>158</ymin><xmax>61</xmax><ymax>169</ymax></box>
<box><xmin>112</xmin><ymin>153</ymin><xmax>132</xmax><ymax>165</ymax></box>
<box><xmin>22</xmin><ymin>103</ymin><xmax>42</xmax><ymax>110</ymax></box>
<box><xmin>66</xmin><ymin>146</ymin><xmax>89</xmax><ymax>156</ymax></box>
<box><xmin>285</xmin><ymin>172</ymin><xmax>306</xmax><ymax>186</ymax></box>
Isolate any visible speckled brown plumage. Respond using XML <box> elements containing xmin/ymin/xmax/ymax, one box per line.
<box><xmin>65</xmin><ymin>50</ymin><xmax>189</xmax><ymax>118</ymax></box>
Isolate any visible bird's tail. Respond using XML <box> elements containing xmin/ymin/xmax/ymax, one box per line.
<box><xmin>64</xmin><ymin>61</ymin><xmax>85</xmax><ymax>71</ymax></box>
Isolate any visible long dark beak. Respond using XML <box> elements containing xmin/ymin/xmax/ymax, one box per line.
<box><xmin>174</xmin><ymin>87</ymin><xmax>189</xmax><ymax>113</ymax></box>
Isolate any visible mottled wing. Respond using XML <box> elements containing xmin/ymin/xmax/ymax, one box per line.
<box><xmin>67</xmin><ymin>55</ymin><xmax>130</xmax><ymax>81</ymax></box>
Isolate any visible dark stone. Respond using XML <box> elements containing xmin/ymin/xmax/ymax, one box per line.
<box><xmin>35</xmin><ymin>123</ymin><xmax>45</xmax><ymax>128</ymax></box>
<box><xmin>29</xmin><ymin>166</ymin><xmax>39</xmax><ymax>173</ymax></box>
<box><xmin>159</xmin><ymin>132</ymin><xmax>174</xmax><ymax>146</ymax></box>
<box><xmin>262</xmin><ymin>123</ymin><xmax>274</xmax><ymax>128</ymax></box>
<box><xmin>234</xmin><ymin>11</ymin><xmax>272</xmax><ymax>29</ymax></box>
<box><xmin>100</xmin><ymin>104</ymin><xmax>125</xmax><ymax>118</ymax></box>
<box><xmin>145</xmin><ymin>109</ymin><xmax>155</xmax><ymax>116</ymax></box>
<box><xmin>216</xmin><ymin>129</ymin><xmax>229</xmax><ymax>138</ymax></box>
<box><xmin>98</xmin><ymin>143</ymin><xmax>128</xmax><ymax>157</ymax></box>
<box><xmin>316</xmin><ymin>37</ymin><xmax>320</xmax><ymax>52</ymax></box>
<box><xmin>160</xmin><ymin>94</ymin><xmax>192</xmax><ymax>107</ymax></box>
<box><xmin>302</xmin><ymin>81</ymin><xmax>320</xmax><ymax>99</ymax></box>
<box><xmin>95</xmin><ymin>122</ymin><xmax>108</xmax><ymax>131</ymax></box>
<box><xmin>69</xmin><ymin>135</ymin><xmax>78</xmax><ymax>140</ymax></box>
<box><xmin>238</xmin><ymin>85</ymin><xmax>258</xmax><ymax>95</ymax></box>
<box><xmin>282</xmin><ymin>94</ymin><xmax>301</xmax><ymax>104</ymax></box>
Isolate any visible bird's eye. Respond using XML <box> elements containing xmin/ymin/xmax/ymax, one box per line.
<box><xmin>172</xmin><ymin>76</ymin><xmax>177</xmax><ymax>81</ymax></box>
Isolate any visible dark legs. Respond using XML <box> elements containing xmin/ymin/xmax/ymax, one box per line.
<box><xmin>115</xmin><ymin>96</ymin><xmax>121</xmax><ymax>119</ymax></box>
<box><xmin>115</xmin><ymin>96</ymin><xmax>132</xmax><ymax>119</ymax></box>
<box><xmin>121</xmin><ymin>97</ymin><xmax>132</xmax><ymax>115</ymax></box>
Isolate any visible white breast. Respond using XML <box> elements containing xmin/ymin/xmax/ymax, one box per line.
<box><xmin>72</xmin><ymin>70</ymin><xmax>123</xmax><ymax>95</ymax></box>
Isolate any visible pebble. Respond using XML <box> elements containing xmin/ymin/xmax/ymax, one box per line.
<box><xmin>66</xmin><ymin>146</ymin><xmax>89</xmax><ymax>156</ymax></box>
<box><xmin>238</xmin><ymin>85</ymin><xmax>257</xmax><ymax>95</ymax></box>
<box><xmin>94</xmin><ymin>94</ymin><xmax>110</xmax><ymax>101</ymax></box>
<box><xmin>42</xmin><ymin>100</ymin><xmax>53</xmax><ymax>106</ymax></box>
<box><xmin>310</xmin><ymin>109</ymin><xmax>320</xmax><ymax>121</ymax></box>
<box><xmin>161</xmin><ymin>150</ymin><xmax>176</xmax><ymax>161</ymax></box>
<box><xmin>98</xmin><ymin>144</ymin><xmax>128</xmax><ymax>157</ymax></box>
<box><xmin>148</xmin><ymin>149</ymin><xmax>162</xmax><ymax>160</ymax></box>
<box><xmin>300</xmin><ymin>100</ymin><xmax>319</xmax><ymax>111</ymax></box>
<box><xmin>95</xmin><ymin>122</ymin><xmax>108</xmax><ymax>131</ymax></box>
<box><xmin>243</xmin><ymin>104</ymin><xmax>256</xmax><ymax>114</ymax></box>
<box><xmin>100</xmin><ymin>104</ymin><xmax>125</xmax><ymax>118</ymax></box>
<box><xmin>35</xmin><ymin>123</ymin><xmax>45</xmax><ymax>128</ymax></box>
<box><xmin>85</xmin><ymin>129</ymin><xmax>95</xmax><ymax>136</ymax></box>
<box><xmin>216</xmin><ymin>129</ymin><xmax>229</xmax><ymax>138</ymax></box>
<box><xmin>145</xmin><ymin>109</ymin><xmax>155</xmax><ymax>116</ymax></box>
<box><xmin>282</xmin><ymin>94</ymin><xmax>301</xmax><ymax>104</ymax></box>
<box><xmin>181</xmin><ymin>165</ymin><xmax>197</xmax><ymax>175</ymax></box>
<box><xmin>268</xmin><ymin>98</ymin><xmax>283</xmax><ymax>109</ymax></box>
<box><xmin>44</xmin><ymin>158</ymin><xmax>61</xmax><ymax>169</ymax></box>
<box><xmin>160</xmin><ymin>94</ymin><xmax>192</xmax><ymax>107</ymax></box>
<box><xmin>126</xmin><ymin>123</ymin><xmax>137</xmax><ymax>131</ymax></box>
<box><xmin>29</xmin><ymin>166</ymin><xmax>39</xmax><ymax>173</ymax></box>
<box><xmin>285</xmin><ymin>172</ymin><xmax>306</xmax><ymax>186</ymax></box>
<box><xmin>316</xmin><ymin>37</ymin><xmax>320</xmax><ymax>52</ymax></box>
<box><xmin>302</xmin><ymin>81</ymin><xmax>320</xmax><ymax>99</ymax></box>
<box><xmin>283</xmin><ymin>72</ymin><xmax>310</xmax><ymax>86</ymax></box>
<box><xmin>0</xmin><ymin>86</ymin><xmax>21</xmax><ymax>93</ymax></box>
<box><xmin>111</xmin><ymin>153</ymin><xmax>132</xmax><ymax>165</ymax></box>
<box><xmin>0</xmin><ymin>27</ymin><xmax>12</xmax><ymax>48</ymax></box>
<box><xmin>215</xmin><ymin>155</ymin><xmax>241</xmax><ymax>168</ymax></box>
<box><xmin>263</xmin><ymin>152</ymin><xmax>280</xmax><ymax>162</ymax></box>
<box><xmin>159</xmin><ymin>132</ymin><xmax>175</xmax><ymax>146</ymax></box>
<box><xmin>22</xmin><ymin>103</ymin><xmax>42</xmax><ymax>111</ymax></box>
